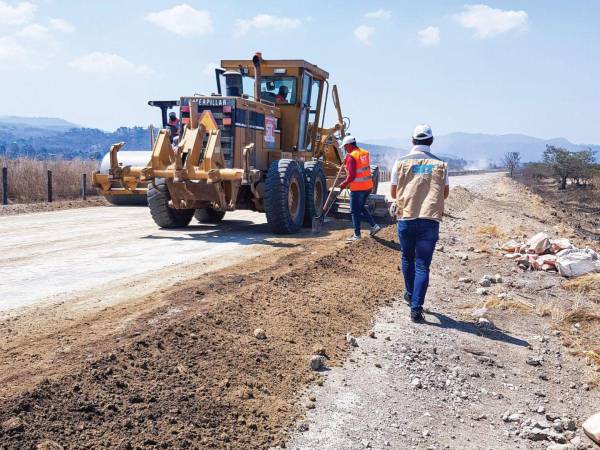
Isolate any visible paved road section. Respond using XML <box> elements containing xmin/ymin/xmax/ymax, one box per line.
<box><xmin>0</xmin><ymin>172</ymin><xmax>502</xmax><ymax>313</ymax></box>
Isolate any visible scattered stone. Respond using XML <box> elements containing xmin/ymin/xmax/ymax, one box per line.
<box><xmin>526</xmin><ymin>356</ymin><xmax>542</xmax><ymax>366</ymax></box>
<box><xmin>2</xmin><ymin>416</ymin><xmax>24</xmax><ymax>433</ymax></box>
<box><xmin>411</xmin><ymin>377</ymin><xmax>423</xmax><ymax>389</ymax></box>
<box><xmin>309</xmin><ymin>355</ymin><xmax>326</xmax><ymax>371</ymax></box>
<box><xmin>368</xmin><ymin>331</ymin><xmax>376</xmax><ymax>339</ymax></box>
<box><xmin>346</xmin><ymin>333</ymin><xmax>358</xmax><ymax>347</ymax></box>
<box><xmin>497</xmin><ymin>292</ymin><xmax>508</xmax><ymax>299</ymax></box>
<box><xmin>537</xmin><ymin>406</ymin><xmax>546</xmax><ymax>414</ymax></box>
<box><xmin>297</xmin><ymin>421</ymin><xmax>309</xmax><ymax>432</ymax></box>
<box><xmin>422</xmin><ymin>429</ymin><xmax>430</xmax><ymax>437</ymax></box>
<box><xmin>253</xmin><ymin>328</ymin><xmax>267</xmax><ymax>340</ymax></box>
<box><xmin>561</xmin><ymin>418</ymin><xmax>576</xmax><ymax>432</ymax></box>
<box><xmin>471</xmin><ymin>307</ymin><xmax>488</xmax><ymax>319</ymax></box>
<box><xmin>476</xmin><ymin>287</ymin><xmax>489</xmax><ymax>296</ymax></box>
<box><xmin>479</xmin><ymin>278</ymin><xmax>492</xmax><ymax>287</ymax></box>
<box><xmin>546</xmin><ymin>444</ymin><xmax>575</xmax><ymax>450</ymax></box>
<box><xmin>458</xmin><ymin>277</ymin><xmax>472</xmax><ymax>283</ymax></box>
<box><xmin>312</xmin><ymin>345</ymin><xmax>326</xmax><ymax>356</ymax></box>
<box><xmin>374</xmin><ymin>362</ymin><xmax>382</xmax><ymax>368</ymax></box>
<box><xmin>36</xmin><ymin>441</ymin><xmax>64</xmax><ymax>450</ymax></box>
<box><xmin>385</xmin><ymin>336</ymin><xmax>391</xmax><ymax>341</ymax></box>
<box><xmin>492</xmin><ymin>274</ymin><xmax>503</xmax><ymax>283</ymax></box>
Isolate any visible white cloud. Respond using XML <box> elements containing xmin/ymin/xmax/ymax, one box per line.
<box><xmin>144</xmin><ymin>4</ymin><xmax>212</xmax><ymax>37</ymax></box>
<box><xmin>0</xmin><ymin>1</ymin><xmax>35</xmax><ymax>26</ymax></box>
<box><xmin>69</xmin><ymin>52</ymin><xmax>152</xmax><ymax>76</ymax></box>
<box><xmin>203</xmin><ymin>61</ymin><xmax>220</xmax><ymax>76</ymax></box>
<box><xmin>453</xmin><ymin>4</ymin><xmax>528</xmax><ymax>39</ymax></box>
<box><xmin>365</xmin><ymin>9</ymin><xmax>391</xmax><ymax>20</ymax></box>
<box><xmin>49</xmin><ymin>18</ymin><xmax>75</xmax><ymax>33</ymax></box>
<box><xmin>353</xmin><ymin>24</ymin><xmax>374</xmax><ymax>45</ymax></box>
<box><xmin>236</xmin><ymin>14</ymin><xmax>301</xmax><ymax>37</ymax></box>
<box><xmin>418</xmin><ymin>26</ymin><xmax>440</xmax><ymax>46</ymax></box>
<box><xmin>0</xmin><ymin>36</ymin><xmax>27</xmax><ymax>62</ymax></box>
<box><xmin>16</xmin><ymin>23</ymin><xmax>50</xmax><ymax>40</ymax></box>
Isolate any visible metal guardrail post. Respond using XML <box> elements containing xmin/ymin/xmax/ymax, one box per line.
<box><xmin>81</xmin><ymin>173</ymin><xmax>87</xmax><ymax>200</ymax></box>
<box><xmin>47</xmin><ymin>170</ymin><xmax>53</xmax><ymax>203</ymax></box>
<box><xmin>2</xmin><ymin>167</ymin><xmax>7</xmax><ymax>205</ymax></box>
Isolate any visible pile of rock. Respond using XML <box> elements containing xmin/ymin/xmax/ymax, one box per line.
<box><xmin>501</xmin><ymin>232</ymin><xmax>600</xmax><ymax>277</ymax></box>
<box><xmin>501</xmin><ymin>411</ymin><xmax>585</xmax><ymax>448</ymax></box>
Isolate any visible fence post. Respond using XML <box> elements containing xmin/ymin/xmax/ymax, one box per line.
<box><xmin>81</xmin><ymin>173</ymin><xmax>87</xmax><ymax>200</ymax></box>
<box><xmin>2</xmin><ymin>167</ymin><xmax>7</xmax><ymax>205</ymax></box>
<box><xmin>47</xmin><ymin>170</ymin><xmax>53</xmax><ymax>203</ymax></box>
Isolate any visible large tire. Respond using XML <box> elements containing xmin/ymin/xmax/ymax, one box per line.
<box><xmin>264</xmin><ymin>159</ymin><xmax>306</xmax><ymax>234</ymax></box>
<box><xmin>194</xmin><ymin>207</ymin><xmax>225</xmax><ymax>223</ymax></box>
<box><xmin>147</xmin><ymin>177</ymin><xmax>194</xmax><ymax>228</ymax></box>
<box><xmin>302</xmin><ymin>161</ymin><xmax>327</xmax><ymax>227</ymax></box>
<box><xmin>105</xmin><ymin>194</ymin><xmax>147</xmax><ymax>206</ymax></box>
<box><xmin>370</xmin><ymin>165</ymin><xmax>380</xmax><ymax>194</ymax></box>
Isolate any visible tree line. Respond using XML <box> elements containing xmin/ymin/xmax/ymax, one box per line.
<box><xmin>505</xmin><ymin>145</ymin><xmax>598</xmax><ymax>189</ymax></box>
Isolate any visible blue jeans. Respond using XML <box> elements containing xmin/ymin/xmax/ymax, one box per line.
<box><xmin>397</xmin><ymin>219</ymin><xmax>439</xmax><ymax>312</ymax></box>
<box><xmin>350</xmin><ymin>190</ymin><xmax>376</xmax><ymax>236</ymax></box>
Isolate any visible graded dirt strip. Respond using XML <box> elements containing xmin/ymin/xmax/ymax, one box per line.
<box><xmin>0</xmin><ymin>223</ymin><xmax>401</xmax><ymax>449</ymax></box>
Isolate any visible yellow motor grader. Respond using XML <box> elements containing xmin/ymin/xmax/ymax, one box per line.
<box><xmin>93</xmin><ymin>53</ymin><xmax>388</xmax><ymax>234</ymax></box>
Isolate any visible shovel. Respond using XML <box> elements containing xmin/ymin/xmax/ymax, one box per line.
<box><xmin>312</xmin><ymin>165</ymin><xmax>345</xmax><ymax>234</ymax></box>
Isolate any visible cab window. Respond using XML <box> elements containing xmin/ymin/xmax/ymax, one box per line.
<box><xmin>260</xmin><ymin>77</ymin><xmax>297</xmax><ymax>104</ymax></box>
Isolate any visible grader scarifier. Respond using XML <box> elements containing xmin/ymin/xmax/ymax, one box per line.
<box><xmin>93</xmin><ymin>53</ymin><xmax>389</xmax><ymax>234</ymax></box>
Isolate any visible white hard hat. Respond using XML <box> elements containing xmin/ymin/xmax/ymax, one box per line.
<box><xmin>412</xmin><ymin>124</ymin><xmax>433</xmax><ymax>141</ymax></box>
<box><xmin>341</xmin><ymin>134</ymin><xmax>357</xmax><ymax>146</ymax></box>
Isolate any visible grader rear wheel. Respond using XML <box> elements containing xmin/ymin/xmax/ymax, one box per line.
<box><xmin>302</xmin><ymin>161</ymin><xmax>327</xmax><ymax>227</ymax></box>
<box><xmin>147</xmin><ymin>178</ymin><xmax>194</xmax><ymax>228</ymax></box>
<box><xmin>264</xmin><ymin>159</ymin><xmax>306</xmax><ymax>234</ymax></box>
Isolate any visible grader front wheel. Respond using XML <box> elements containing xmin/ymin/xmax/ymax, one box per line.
<box><xmin>147</xmin><ymin>178</ymin><xmax>195</xmax><ymax>228</ymax></box>
<box><xmin>265</xmin><ymin>159</ymin><xmax>306</xmax><ymax>234</ymax></box>
<box><xmin>195</xmin><ymin>207</ymin><xmax>226</xmax><ymax>224</ymax></box>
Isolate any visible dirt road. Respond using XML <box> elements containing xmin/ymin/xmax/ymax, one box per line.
<box><xmin>0</xmin><ymin>173</ymin><xmax>501</xmax><ymax>314</ymax></box>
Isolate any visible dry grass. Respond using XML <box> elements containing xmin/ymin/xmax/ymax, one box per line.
<box><xmin>0</xmin><ymin>157</ymin><xmax>97</xmax><ymax>203</ymax></box>
<box><xmin>560</xmin><ymin>307</ymin><xmax>600</xmax><ymax>384</ymax></box>
<box><xmin>483</xmin><ymin>296</ymin><xmax>533</xmax><ymax>312</ymax></box>
<box><xmin>563</xmin><ymin>274</ymin><xmax>600</xmax><ymax>302</ymax></box>
<box><xmin>477</xmin><ymin>225</ymin><xmax>504</xmax><ymax>239</ymax></box>
<box><xmin>562</xmin><ymin>308</ymin><xmax>600</xmax><ymax>324</ymax></box>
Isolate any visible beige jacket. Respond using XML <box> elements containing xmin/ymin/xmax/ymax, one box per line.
<box><xmin>392</xmin><ymin>149</ymin><xmax>448</xmax><ymax>221</ymax></box>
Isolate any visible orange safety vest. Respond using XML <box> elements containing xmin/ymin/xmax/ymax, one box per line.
<box><xmin>349</xmin><ymin>148</ymin><xmax>374</xmax><ymax>191</ymax></box>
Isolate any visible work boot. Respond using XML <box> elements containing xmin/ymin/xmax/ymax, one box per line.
<box><xmin>410</xmin><ymin>309</ymin><xmax>425</xmax><ymax>323</ymax></box>
<box><xmin>403</xmin><ymin>291</ymin><xmax>412</xmax><ymax>305</ymax></box>
<box><xmin>370</xmin><ymin>224</ymin><xmax>382</xmax><ymax>236</ymax></box>
<box><xmin>346</xmin><ymin>234</ymin><xmax>361</xmax><ymax>242</ymax></box>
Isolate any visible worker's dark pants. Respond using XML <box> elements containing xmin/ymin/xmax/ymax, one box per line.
<box><xmin>397</xmin><ymin>219</ymin><xmax>439</xmax><ymax>312</ymax></box>
<box><xmin>350</xmin><ymin>189</ymin><xmax>376</xmax><ymax>236</ymax></box>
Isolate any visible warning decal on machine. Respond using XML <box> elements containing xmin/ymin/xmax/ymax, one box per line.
<box><xmin>264</xmin><ymin>116</ymin><xmax>276</xmax><ymax>148</ymax></box>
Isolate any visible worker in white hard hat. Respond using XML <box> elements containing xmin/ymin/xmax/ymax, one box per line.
<box><xmin>339</xmin><ymin>134</ymin><xmax>381</xmax><ymax>241</ymax></box>
<box><xmin>389</xmin><ymin>124</ymin><xmax>449</xmax><ymax>323</ymax></box>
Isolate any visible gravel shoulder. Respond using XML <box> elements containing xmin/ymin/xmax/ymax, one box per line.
<box><xmin>284</xmin><ymin>177</ymin><xmax>600</xmax><ymax>450</ymax></box>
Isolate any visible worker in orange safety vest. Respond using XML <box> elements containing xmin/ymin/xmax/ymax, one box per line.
<box><xmin>339</xmin><ymin>134</ymin><xmax>381</xmax><ymax>241</ymax></box>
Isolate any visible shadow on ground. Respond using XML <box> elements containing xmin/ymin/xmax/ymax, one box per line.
<box><xmin>141</xmin><ymin>218</ymin><xmax>352</xmax><ymax>248</ymax></box>
<box><xmin>425</xmin><ymin>311</ymin><xmax>530</xmax><ymax>347</ymax></box>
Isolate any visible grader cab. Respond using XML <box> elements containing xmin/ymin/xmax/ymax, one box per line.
<box><xmin>96</xmin><ymin>52</ymin><xmax>388</xmax><ymax>234</ymax></box>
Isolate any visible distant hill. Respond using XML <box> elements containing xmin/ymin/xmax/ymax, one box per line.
<box><xmin>0</xmin><ymin>117</ymin><xmax>151</xmax><ymax>160</ymax></box>
<box><xmin>0</xmin><ymin>116</ymin><xmax>80</xmax><ymax>132</ymax></box>
<box><xmin>365</xmin><ymin>133</ymin><xmax>599</xmax><ymax>163</ymax></box>
<box><xmin>359</xmin><ymin>142</ymin><xmax>468</xmax><ymax>171</ymax></box>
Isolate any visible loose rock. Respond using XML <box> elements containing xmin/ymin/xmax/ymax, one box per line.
<box><xmin>253</xmin><ymin>328</ymin><xmax>267</xmax><ymax>340</ymax></box>
<box><xmin>309</xmin><ymin>355</ymin><xmax>326</xmax><ymax>371</ymax></box>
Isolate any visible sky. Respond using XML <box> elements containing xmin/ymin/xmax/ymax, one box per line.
<box><xmin>0</xmin><ymin>0</ymin><xmax>599</xmax><ymax>144</ymax></box>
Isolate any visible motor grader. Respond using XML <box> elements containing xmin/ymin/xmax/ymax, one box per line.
<box><xmin>94</xmin><ymin>52</ymin><xmax>388</xmax><ymax>234</ymax></box>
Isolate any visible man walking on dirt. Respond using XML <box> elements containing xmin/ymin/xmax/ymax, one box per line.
<box><xmin>390</xmin><ymin>125</ymin><xmax>449</xmax><ymax>322</ymax></box>
<box><xmin>339</xmin><ymin>135</ymin><xmax>381</xmax><ymax>241</ymax></box>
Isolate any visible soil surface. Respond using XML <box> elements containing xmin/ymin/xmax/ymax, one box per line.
<box><xmin>0</xmin><ymin>197</ymin><xmax>108</xmax><ymax>216</ymax></box>
<box><xmin>1</xmin><ymin>174</ymin><xmax>598</xmax><ymax>450</ymax></box>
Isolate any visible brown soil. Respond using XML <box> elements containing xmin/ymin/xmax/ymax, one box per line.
<box><xmin>517</xmin><ymin>176</ymin><xmax>600</xmax><ymax>244</ymax></box>
<box><xmin>0</xmin><ymin>197</ymin><xmax>108</xmax><ymax>216</ymax></box>
<box><xmin>0</xmin><ymin>225</ymin><xmax>400</xmax><ymax>449</ymax></box>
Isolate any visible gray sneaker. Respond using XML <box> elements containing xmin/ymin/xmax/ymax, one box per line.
<box><xmin>370</xmin><ymin>224</ymin><xmax>382</xmax><ymax>236</ymax></box>
<box><xmin>346</xmin><ymin>234</ymin><xmax>361</xmax><ymax>242</ymax></box>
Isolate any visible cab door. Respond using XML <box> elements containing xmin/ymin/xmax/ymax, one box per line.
<box><xmin>297</xmin><ymin>71</ymin><xmax>313</xmax><ymax>150</ymax></box>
